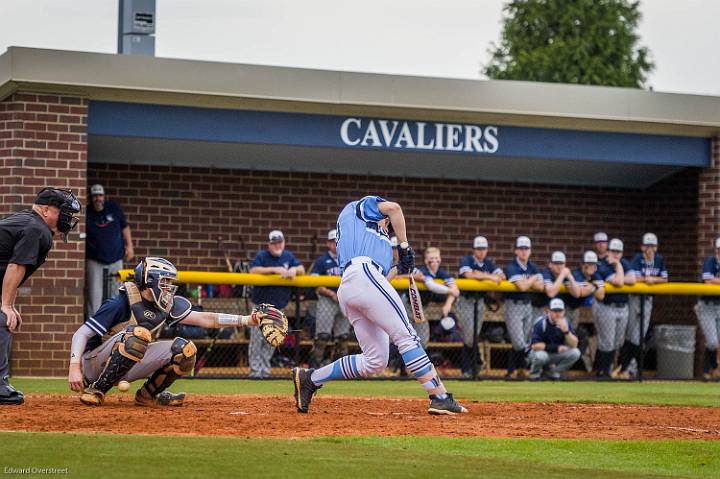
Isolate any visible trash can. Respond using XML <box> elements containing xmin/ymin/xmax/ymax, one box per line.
<box><xmin>655</xmin><ymin>325</ymin><xmax>696</xmax><ymax>379</ymax></box>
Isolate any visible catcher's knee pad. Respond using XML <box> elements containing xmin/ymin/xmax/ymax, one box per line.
<box><xmin>116</xmin><ymin>326</ymin><xmax>152</xmax><ymax>362</ymax></box>
<box><xmin>139</xmin><ymin>338</ymin><xmax>196</xmax><ymax>399</ymax></box>
<box><xmin>170</xmin><ymin>337</ymin><xmax>197</xmax><ymax>376</ymax></box>
<box><xmin>93</xmin><ymin>327</ymin><xmax>151</xmax><ymax>394</ymax></box>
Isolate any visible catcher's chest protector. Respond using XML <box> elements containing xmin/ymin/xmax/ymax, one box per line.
<box><xmin>103</xmin><ymin>282</ymin><xmax>170</xmax><ymax>341</ymax></box>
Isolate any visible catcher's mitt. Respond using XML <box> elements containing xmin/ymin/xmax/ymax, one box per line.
<box><xmin>254</xmin><ymin>303</ymin><xmax>288</xmax><ymax>348</ymax></box>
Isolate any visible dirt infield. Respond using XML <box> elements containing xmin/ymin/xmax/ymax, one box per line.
<box><xmin>2</xmin><ymin>394</ymin><xmax>719</xmax><ymax>440</ymax></box>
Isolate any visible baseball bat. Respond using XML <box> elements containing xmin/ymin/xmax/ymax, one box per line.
<box><xmin>407</xmin><ymin>271</ymin><xmax>426</xmax><ymax>324</ymax></box>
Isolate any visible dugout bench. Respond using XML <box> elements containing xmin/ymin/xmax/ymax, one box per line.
<box><xmin>182</xmin><ymin>297</ymin><xmax>601</xmax><ymax>378</ymax></box>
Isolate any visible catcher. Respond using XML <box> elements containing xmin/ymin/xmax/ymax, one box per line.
<box><xmin>67</xmin><ymin>257</ymin><xmax>287</xmax><ymax>406</ymax></box>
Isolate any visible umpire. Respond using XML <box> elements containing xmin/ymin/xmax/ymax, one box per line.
<box><xmin>0</xmin><ymin>188</ymin><xmax>81</xmax><ymax>405</ymax></box>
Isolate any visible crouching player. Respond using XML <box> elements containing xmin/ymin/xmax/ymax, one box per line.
<box><xmin>68</xmin><ymin>257</ymin><xmax>283</xmax><ymax>406</ymax></box>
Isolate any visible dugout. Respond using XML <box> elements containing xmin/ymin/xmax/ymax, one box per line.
<box><xmin>1</xmin><ymin>47</ymin><xmax>719</xmax><ymax>377</ymax></box>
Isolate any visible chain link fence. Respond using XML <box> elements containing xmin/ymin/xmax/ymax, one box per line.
<box><xmin>109</xmin><ymin>276</ymin><xmax>707</xmax><ymax>380</ymax></box>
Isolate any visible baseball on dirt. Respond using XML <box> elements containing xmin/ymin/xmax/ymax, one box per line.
<box><xmin>118</xmin><ymin>380</ymin><xmax>130</xmax><ymax>392</ymax></box>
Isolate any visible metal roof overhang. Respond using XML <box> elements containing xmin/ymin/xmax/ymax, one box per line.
<box><xmin>2</xmin><ymin>47</ymin><xmax>719</xmax><ymax>188</ymax></box>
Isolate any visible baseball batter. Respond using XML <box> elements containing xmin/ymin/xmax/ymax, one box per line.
<box><xmin>68</xmin><ymin>257</ymin><xmax>284</xmax><ymax>406</ymax></box>
<box><xmin>292</xmin><ymin>196</ymin><xmax>467</xmax><ymax>415</ymax></box>
<box><xmin>697</xmin><ymin>237</ymin><xmax>720</xmax><ymax>380</ymax></box>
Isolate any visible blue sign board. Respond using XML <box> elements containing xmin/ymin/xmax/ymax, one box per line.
<box><xmin>88</xmin><ymin>101</ymin><xmax>710</xmax><ymax>167</ymax></box>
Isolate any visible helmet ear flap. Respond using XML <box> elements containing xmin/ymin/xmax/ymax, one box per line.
<box><xmin>133</xmin><ymin>259</ymin><xmax>149</xmax><ymax>290</ymax></box>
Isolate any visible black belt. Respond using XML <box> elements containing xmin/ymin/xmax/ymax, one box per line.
<box><xmin>343</xmin><ymin>259</ymin><xmax>382</xmax><ymax>274</ymax></box>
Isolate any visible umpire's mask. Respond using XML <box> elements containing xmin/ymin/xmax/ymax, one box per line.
<box><xmin>34</xmin><ymin>187</ymin><xmax>82</xmax><ymax>242</ymax></box>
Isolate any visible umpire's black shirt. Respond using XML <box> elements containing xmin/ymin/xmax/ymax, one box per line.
<box><xmin>0</xmin><ymin>209</ymin><xmax>54</xmax><ymax>290</ymax></box>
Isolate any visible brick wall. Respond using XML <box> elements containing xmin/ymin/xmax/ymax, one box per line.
<box><xmin>698</xmin><ymin>138</ymin><xmax>720</xmax><ymax>260</ymax></box>
<box><xmin>88</xmin><ymin>163</ymin><xmax>699</xmax><ymax>281</ymax></box>
<box><xmin>0</xmin><ymin>92</ymin><xmax>87</xmax><ymax>376</ymax></box>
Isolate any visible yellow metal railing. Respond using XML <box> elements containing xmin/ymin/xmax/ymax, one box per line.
<box><xmin>117</xmin><ymin>269</ymin><xmax>720</xmax><ymax>296</ymax></box>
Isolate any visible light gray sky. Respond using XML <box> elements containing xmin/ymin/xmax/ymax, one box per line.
<box><xmin>0</xmin><ymin>0</ymin><xmax>718</xmax><ymax>96</ymax></box>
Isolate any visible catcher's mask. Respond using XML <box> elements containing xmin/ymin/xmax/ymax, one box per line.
<box><xmin>134</xmin><ymin>257</ymin><xmax>179</xmax><ymax>313</ymax></box>
<box><xmin>34</xmin><ymin>187</ymin><xmax>82</xmax><ymax>242</ymax></box>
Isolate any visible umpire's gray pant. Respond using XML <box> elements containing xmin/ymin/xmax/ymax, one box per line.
<box><xmin>505</xmin><ymin>300</ymin><xmax>534</xmax><ymax>351</ymax></box>
<box><xmin>401</xmin><ymin>294</ymin><xmax>429</xmax><ymax>347</ymax></box>
<box><xmin>696</xmin><ymin>300</ymin><xmax>720</xmax><ymax>350</ymax></box>
<box><xmin>456</xmin><ymin>296</ymin><xmax>484</xmax><ymax>347</ymax></box>
<box><xmin>82</xmin><ymin>331</ymin><xmax>176</xmax><ymax>383</ymax></box>
<box><xmin>626</xmin><ymin>295</ymin><xmax>652</xmax><ymax>346</ymax></box>
<box><xmin>592</xmin><ymin>302</ymin><xmax>628</xmax><ymax>352</ymax></box>
<box><xmin>86</xmin><ymin>258</ymin><xmax>123</xmax><ymax>317</ymax></box>
<box><xmin>0</xmin><ymin>312</ymin><xmax>12</xmax><ymax>387</ymax></box>
<box><xmin>316</xmin><ymin>296</ymin><xmax>351</xmax><ymax>339</ymax></box>
<box><xmin>249</xmin><ymin>302</ymin><xmax>275</xmax><ymax>378</ymax></box>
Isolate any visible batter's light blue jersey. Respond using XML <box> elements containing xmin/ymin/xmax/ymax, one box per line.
<box><xmin>336</xmin><ymin>196</ymin><xmax>393</xmax><ymax>275</ymax></box>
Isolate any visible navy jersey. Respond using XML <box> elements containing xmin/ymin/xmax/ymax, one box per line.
<box><xmin>458</xmin><ymin>255</ymin><xmax>502</xmax><ymax>298</ymax></box>
<box><xmin>336</xmin><ymin>196</ymin><xmax>392</xmax><ymax>275</ymax></box>
<box><xmin>504</xmin><ymin>258</ymin><xmax>542</xmax><ymax>302</ymax></box>
<box><xmin>533</xmin><ymin>267</ymin><xmax>572</xmax><ymax>308</ymax></box>
<box><xmin>598</xmin><ymin>257</ymin><xmax>632</xmax><ymax>304</ymax></box>
<box><xmin>250</xmin><ymin>249</ymin><xmax>301</xmax><ymax>308</ymax></box>
<box><xmin>84</xmin><ymin>289</ymin><xmax>192</xmax><ymax>352</ymax></box>
<box><xmin>564</xmin><ymin>268</ymin><xmax>604</xmax><ymax>309</ymax></box>
<box><xmin>628</xmin><ymin>253</ymin><xmax>668</xmax><ymax>280</ymax></box>
<box><xmin>311</xmin><ymin>251</ymin><xmax>340</xmax><ymax>291</ymax></box>
<box><xmin>86</xmin><ymin>200</ymin><xmax>128</xmax><ymax>264</ymax></box>
<box><xmin>418</xmin><ymin>264</ymin><xmax>455</xmax><ymax>304</ymax></box>
<box><xmin>700</xmin><ymin>256</ymin><xmax>720</xmax><ymax>303</ymax></box>
<box><xmin>530</xmin><ymin>314</ymin><xmax>575</xmax><ymax>354</ymax></box>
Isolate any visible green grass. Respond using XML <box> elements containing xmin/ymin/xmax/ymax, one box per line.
<box><xmin>6</xmin><ymin>379</ymin><xmax>720</xmax><ymax>478</ymax></box>
<box><xmin>1</xmin><ymin>432</ymin><xmax>718</xmax><ymax>479</ymax></box>
<box><xmin>13</xmin><ymin>377</ymin><xmax>720</xmax><ymax>407</ymax></box>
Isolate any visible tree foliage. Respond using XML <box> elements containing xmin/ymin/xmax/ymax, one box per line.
<box><xmin>484</xmin><ymin>0</ymin><xmax>654</xmax><ymax>88</ymax></box>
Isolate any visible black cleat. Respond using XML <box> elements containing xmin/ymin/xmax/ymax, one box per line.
<box><xmin>135</xmin><ymin>389</ymin><xmax>186</xmax><ymax>407</ymax></box>
<box><xmin>292</xmin><ymin>367</ymin><xmax>321</xmax><ymax>413</ymax></box>
<box><xmin>0</xmin><ymin>384</ymin><xmax>24</xmax><ymax>406</ymax></box>
<box><xmin>428</xmin><ymin>393</ymin><xmax>468</xmax><ymax>415</ymax></box>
